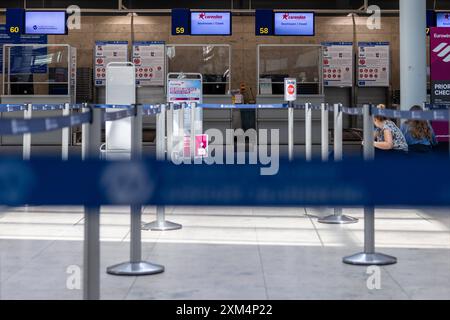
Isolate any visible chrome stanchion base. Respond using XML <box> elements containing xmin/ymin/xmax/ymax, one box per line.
<box><xmin>142</xmin><ymin>220</ymin><xmax>182</xmax><ymax>231</ymax></box>
<box><xmin>106</xmin><ymin>261</ymin><xmax>164</xmax><ymax>276</ymax></box>
<box><xmin>318</xmin><ymin>214</ymin><xmax>359</xmax><ymax>224</ymax></box>
<box><xmin>343</xmin><ymin>252</ymin><xmax>397</xmax><ymax>266</ymax></box>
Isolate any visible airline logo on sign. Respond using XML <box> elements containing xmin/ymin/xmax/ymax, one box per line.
<box><xmin>284</xmin><ymin>78</ymin><xmax>297</xmax><ymax>102</ymax></box>
<box><xmin>198</xmin><ymin>12</ymin><xmax>223</xmax><ymax>20</ymax></box>
<box><xmin>282</xmin><ymin>13</ymin><xmax>307</xmax><ymax>20</ymax></box>
<box><xmin>432</xmin><ymin>42</ymin><xmax>450</xmax><ymax>63</ymax></box>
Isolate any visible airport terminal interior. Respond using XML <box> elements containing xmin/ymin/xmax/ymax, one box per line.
<box><xmin>0</xmin><ymin>0</ymin><xmax>450</xmax><ymax>302</ymax></box>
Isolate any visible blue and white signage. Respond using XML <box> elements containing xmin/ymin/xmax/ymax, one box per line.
<box><xmin>357</xmin><ymin>42</ymin><xmax>390</xmax><ymax>87</ymax></box>
<box><xmin>274</xmin><ymin>12</ymin><xmax>315</xmax><ymax>36</ymax></box>
<box><xmin>25</xmin><ymin>11</ymin><xmax>67</xmax><ymax>35</ymax></box>
<box><xmin>436</xmin><ymin>13</ymin><xmax>450</xmax><ymax>27</ymax></box>
<box><xmin>94</xmin><ymin>41</ymin><xmax>128</xmax><ymax>86</ymax></box>
<box><xmin>190</xmin><ymin>11</ymin><xmax>231</xmax><ymax>35</ymax></box>
<box><xmin>322</xmin><ymin>42</ymin><xmax>353</xmax><ymax>87</ymax></box>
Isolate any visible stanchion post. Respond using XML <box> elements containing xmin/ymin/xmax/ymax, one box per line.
<box><xmin>288</xmin><ymin>101</ymin><xmax>294</xmax><ymax>161</ymax></box>
<box><xmin>305</xmin><ymin>103</ymin><xmax>312</xmax><ymax>161</ymax></box>
<box><xmin>190</xmin><ymin>102</ymin><xmax>196</xmax><ymax>162</ymax></box>
<box><xmin>318</xmin><ymin>103</ymin><xmax>358</xmax><ymax>224</ymax></box>
<box><xmin>342</xmin><ymin>104</ymin><xmax>397</xmax><ymax>265</ymax></box>
<box><xmin>321</xmin><ymin>103</ymin><xmax>329</xmax><ymax>162</ymax></box>
<box><xmin>107</xmin><ymin>104</ymin><xmax>164</xmax><ymax>276</ymax></box>
<box><xmin>167</xmin><ymin>103</ymin><xmax>174</xmax><ymax>161</ymax></box>
<box><xmin>83</xmin><ymin>106</ymin><xmax>102</xmax><ymax>300</ymax></box>
<box><xmin>23</xmin><ymin>103</ymin><xmax>32</xmax><ymax>160</ymax></box>
<box><xmin>62</xmin><ymin>102</ymin><xmax>70</xmax><ymax>161</ymax></box>
<box><xmin>142</xmin><ymin>103</ymin><xmax>182</xmax><ymax>231</ymax></box>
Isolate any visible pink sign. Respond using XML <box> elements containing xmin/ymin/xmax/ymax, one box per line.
<box><xmin>182</xmin><ymin>134</ymin><xmax>208</xmax><ymax>158</ymax></box>
<box><xmin>430</xmin><ymin>27</ymin><xmax>450</xmax><ymax>141</ymax></box>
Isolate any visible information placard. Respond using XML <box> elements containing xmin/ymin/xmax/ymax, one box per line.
<box><xmin>132</xmin><ymin>41</ymin><xmax>165</xmax><ymax>86</ymax></box>
<box><xmin>322</xmin><ymin>42</ymin><xmax>353</xmax><ymax>87</ymax></box>
<box><xmin>94</xmin><ymin>41</ymin><xmax>128</xmax><ymax>86</ymax></box>
<box><xmin>357</xmin><ymin>42</ymin><xmax>390</xmax><ymax>87</ymax></box>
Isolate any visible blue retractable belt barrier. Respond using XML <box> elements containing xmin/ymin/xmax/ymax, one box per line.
<box><xmin>371</xmin><ymin>106</ymin><xmax>450</xmax><ymax>122</ymax></box>
<box><xmin>2</xmin><ymin>156</ymin><xmax>450</xmax><ymax>207</ymax></box>
<box><xmin>200</xmin><ymin>103</ymin><xmax>288</xmax><ymax>109</ymax></box>
<box><xmin>342</xmin><ymin>106</ymin><xmax>364</xmax><ymax>115</ymax></box>
<box><xmin>0</xmin><ymin>112</ymin><xmax>91</xmax><ymax>136</ymax></box>
<box><xmin>31</xmin><ymin>104</ymin><xmax>66</xmax><ymax>111</ymax></box>
<box><xmin>0</xmin><ymin>104</ymin><xmax>26</xmax><ymax>112</ymax></box>
<box><xmin>94</xmin><ymin>104</ymin><xmax>133</xmax><ymax>109</ymax></box>
<box><xmin>104</xmin><ymin>108</ymin><xmax>135</xmax><ymax>121</ymax></box>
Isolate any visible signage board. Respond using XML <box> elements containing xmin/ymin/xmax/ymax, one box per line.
<box><xmin>190</xmin><ymin>11</ymin><xmax>231</xmax><ymax>35</ymax></box>
<box><xmin>274</xmin><ymin>12</ymin><xmax>315</xmax><ymax>36</ymax></box>
<box><xmin>436</xmin><ymin>13</ymin><xmax>450</xmax><ymax>28</ymax></box>
<box><xmin>0</xmin><ymin>25</ymin><xmax>47</xmax><ymax>73</ymax></box>
<box><xmin>6</xmin><ymin>8</ymin><xmax>24</xmax><ymax>35</ymax></box>
<box><xmin>357</xmin><ymin>42</ymin><xmax>390</xmax><ymax>87</ymax></box>
<box><xmin>132</xmin><ymin>41</ymin><xmax>165</xmax><ymax>86</ymax></box>
<box><xmin>94</xmin><ymin>41</ymin><xmax>128</xmax><ymax>86</ymax></box>
<box><xmin>25</xmin><ymin>11</ymin><xmax>67</xmax><ymax>35</ymax></box>
<box><xmin>255</xmin><ymin>9</ymin><xmax>273</xmax><ymax>36</ymax></box>
<box><xmin>322</xmin><ymin>42</ymin><xmax>353</xmax><ymax>87</ymax></box>
<box><xmin>167</xmin><ymin>74</ymin><xmax>203</xmax><ymax>159</ymax></box>
<box><xmin>284</xmin><ymin>78</ymin><xmax>297</xmax><ymax>101</ymax></box>
<box><xmin>429</xmin><ymin>27</ymin><xmax>450</xmax><ymax>142</ymax></box>
<box><xmin>171</xmin><ymin>8</ymin><xmax>190</xmax><ymax>35</ymax></box>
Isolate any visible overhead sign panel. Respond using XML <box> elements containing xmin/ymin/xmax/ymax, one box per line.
<box><xmin>171</xmin><ymin>8</ymin><xmax>190</xmax><ymax>35</ymax></box>
<box><xmin>6</xmin><ymin>8</ymin><xmax>24</xmax><ymax>35</ymax></box>
<box><xmin>190</xmin><ymin>11</ymin><xmax>231</xmax><ymax>35</ymax></box>
<box><xmin>25</xmin><ymin>11</ymin><xmax>67</xmax><ymax>35</ymax></box>
<box><xmin>255</xmin><ymin>9</ymin><xmax>273</xmax><ymax>36</ymax></box>
<box><xmin>274</xmin><ymin>12</ymin><xmax>315</xmax><ymax>36</ymax></box>
<box><xmin>436</xmin><ymin>13</ymin><xmax>450</xmax><ymax>27</ymax></box>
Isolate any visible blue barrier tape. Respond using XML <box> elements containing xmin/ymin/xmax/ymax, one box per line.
<box><xmin>104</xmin><ymin>108</ymin><xmax>135</xmax><ymax>121</ymax></box>
<box><xmin>31</xmin><ymin>104</ymin><xmax>66</xmax><ymax>111</ymax></box>
<box><xmin>199</xmin><ymin>103</ymin><xmax>288</xmax><ymax>109</ymax></box>
<box><xmin>342</xmin><ymin>106</ymin><xmax>364</xmax><ymax>115</ymax></box>
<box><xmin>0</xmin><ymin>112</ymin><xmax>91</xmax><ymax>136</ymax></box>
<box><xmin>371</xmin><ymin>106</ymin><xmax>450</xmax><ymax>122</ymax></box>
<box><xmin>0</xmin><ymin>104</ymin><xmax>26</xmax><ymax>112</ymax></box>
<box><xmin>142</xmin><ymin>107</ymin><xmax>160</xmax><ymax>116</ymax></box>
<box><xmin>94</xmin><ymin>104</ymin><xmax>133</xmax><ymax>109</ymax></box>
<box><xmin>2</xmin><ymin>156</ymin><xmax>450</xmax><ymax>207</ymax></box>
<box><xmin>425</xmin><ymin>103</ymin><xmax>450</xmax><ymax>110</ymax></box>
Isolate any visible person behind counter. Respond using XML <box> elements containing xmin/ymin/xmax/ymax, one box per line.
<box><xmin>370</xmin><ymin>104</ymin><xmax>408</xmax><ymax>153</ymax></box>
<box><xmin>400</xmin><ymin>105</ymin><xmax>437</xmax><ymax>153</ymax></box>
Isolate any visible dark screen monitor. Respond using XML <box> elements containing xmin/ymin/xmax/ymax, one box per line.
<box><xmin>203</xmin><ymin>74</ymin><xmax>227</xmax><ymax>95</ymax></box>
<box><xmin>10</xmin><ymin>74</ymin><xmax>34</xmax><ymax>95</ymax></box>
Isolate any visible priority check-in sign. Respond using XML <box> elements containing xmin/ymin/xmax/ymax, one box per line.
<box><xmin>430</xmin><ymin>27</ymin><xmax>450</xmax><ymax>105</ymax></box>
<box><xmin>284</xmin><ymin>78</ymin><xmax>297</xmax><ymax>102</ymax></box>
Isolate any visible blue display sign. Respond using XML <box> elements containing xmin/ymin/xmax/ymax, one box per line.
<box><xmin>274</xmin><ymin>12</ymin><xmax>315</xmax><ymax>36</ymax></box>
<box><xmin>25</xmin><ymin>11</ymin><xmax>68</xmax><ymax>35</ymax></box>
<box><xmin>0</xmin><ymin>25</ymin><xmax>47</xmax><ymax>73</ymax></box>
<box><xmin>190</xmin><ymin>11</ymin><xmax>231</xmax><ymax>35</ymax></box>
<box><xmin>436</xmin><ymin>13</ymin><xmax>450</xmax><ymax>27</ymax></box>
<box><xmin>171</xmin><ymin>8</ymin><xmax>191</xmax><ymax>35</ymax></box>
<box><xmin>255</xmin><ymin>9</ymin><xmax>274</xmax><ymax>36</ymax></box>
<box><xmin>6</xmin><ymin>8</ymin><xmax>24</xmax><ymax>35</ymax></box>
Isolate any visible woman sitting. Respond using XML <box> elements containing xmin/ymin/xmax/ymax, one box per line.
<box><xmin>372</xmin><ymin>104</ymin><xmax>408</xmax><ymax>153</ymax></box>
<box><xmin>400</xmin><ymin>105</ymin><xmax>437</xmax><ymax>153</ymax></box>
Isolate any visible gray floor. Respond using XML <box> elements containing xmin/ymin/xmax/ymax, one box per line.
<box><xmin>0</xmin><ymin>205</ymin><xmax>449</xmax><ymax>300</ymax></box>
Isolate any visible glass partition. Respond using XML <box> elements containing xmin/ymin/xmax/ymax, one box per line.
<box><xmin>257</xmin><ymin>44</ymin><xmax>323</xmax><ymax>96</ymax></box>
<box><xmin>166</xmin><ymin>44</ymin><xmax>231</xmax><ymax>95</ymax></box>
<box><xmin>2</xmin><ymin>44</ymin><xmax>73</xmax><ymax>97</ymax></box>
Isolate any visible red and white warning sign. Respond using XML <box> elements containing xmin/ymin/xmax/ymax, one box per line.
<box><xmin>284</xmin><ymin>78</ymin><xmax>297</xmax><ymax>102</ymax></box>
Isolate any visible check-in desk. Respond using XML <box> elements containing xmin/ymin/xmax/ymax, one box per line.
<box><xmin>256</xmin><ymin>95</ymin><xmax>325</xmax><ymax>145</ymax></box>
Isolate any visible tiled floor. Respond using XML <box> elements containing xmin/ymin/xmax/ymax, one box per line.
<box><xmin>0</xmin><ymin>205</ymin><xmax>449</xmax><ymax>299</ymax></box>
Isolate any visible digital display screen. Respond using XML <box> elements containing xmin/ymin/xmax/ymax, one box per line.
<box><xmin>274</xmin><ymin>12</ymin><xmax>315</xmax><ymax>36</ymax></box>
<box><xmin>190</xmin><ymin>11</ymin><xmax>231</xmax><ymax>35</ymax></box>
<box><xmin>25</xmin><ymin>11</ymin><xmax>67</xmax><ymax>35</ymax></box>
<box><xmin>436</xmin><ymin>13</ymin><xmax>450</xmax><ymax>27</ymax></box>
